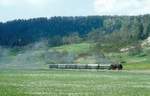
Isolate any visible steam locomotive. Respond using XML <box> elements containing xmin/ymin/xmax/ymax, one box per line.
<box><xmin>49</xmin><ymin>64</ymin><xmax>123</xmax><ymax>70</ymax></box>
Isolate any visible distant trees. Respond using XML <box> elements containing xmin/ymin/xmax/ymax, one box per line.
<box><xmin>62</xmin><ymin>32</ymin><xmax>82</xmax><ymax>45</ymax></box>
<box><xmin>0</xmin><ymin>15</ymin><xmax>150</xmax><ymax>47</ymax></box>
<box><xmin>141</xmin><ymin>15</ymin><xmax>150</xmax><ymax>39</ymax></box>
<box><xmin>0</xmin><ymin>16</ymin><xmax>103</xmax><ymax>47</ymax></box>
<box><xmin>86</xmin><ymin>28</ymin><xmax>106</xmax><ymax>43</ymax></box>
<box><xmin>48</xmin><ymin>36</ymin><xmax>63</xmax><ymax>47</ymax></box>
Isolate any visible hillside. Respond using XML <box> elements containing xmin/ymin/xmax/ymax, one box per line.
<box><xmin>51</xmin><ymin>41</ymin><xmax>150</xmax><ymax>70</ymax></box>
<box><xmin>0</xmin><ymin>15</ymin><xmax>150</xmax><ymax>70</ymax></box>
<box><xmin>0</xmin><ymin>15</ymin><xmax>150</xmax><ymax>47</ymax></box>
<box><xmin>0</xmin><ymin>40</ymin><xmax>150</xmax><ymax>70</ymax></box>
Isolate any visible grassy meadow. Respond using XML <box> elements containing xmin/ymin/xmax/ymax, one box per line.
<box><xmin>0</xmin><ymin>70</ymin><xmax>150</xmax><ymax>96</ymax></box>
<box><xmin>0</xmin><ymin>43</ymin><xmax>150</xmax><ymax>96</ymax></box>
<box><xmin>51</xmin><ymin>43</ymin><xmax>150</xmax><ymax>70</ymax></box>
<box><xmin>1</xmin><ymin>42</ymin><xmax>150</xmax><ymax>70</ymax></box>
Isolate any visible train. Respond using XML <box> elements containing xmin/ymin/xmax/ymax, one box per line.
<box><xmin>49</xmin><ymin>64</ymin><xmax>123</xmax><ymax>70</ymax></box>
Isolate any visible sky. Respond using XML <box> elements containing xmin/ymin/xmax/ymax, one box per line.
<box><xmin>0</xmin><ymin>0</ymin><xmax>150</xmax><ymax>22</ymax></box>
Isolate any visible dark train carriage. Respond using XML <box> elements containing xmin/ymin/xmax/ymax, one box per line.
<box><xmin>49</xmin><ymin>64</ymin><xmax>123</xmax><ymax>70</ymax></box>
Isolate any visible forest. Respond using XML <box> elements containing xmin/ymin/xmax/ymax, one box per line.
<box><xmin>0</xmin><ymin>15</ymin><xmax>150</xmax><ymax>47</ymax></box>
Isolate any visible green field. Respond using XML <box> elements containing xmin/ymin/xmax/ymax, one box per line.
<box><xmin>0</xmin><ymin>43</ymin><xmax>150</xmax><ymax>96</ymax></box>
<box><xmin>0</xmin><ymin>70</ymin><xmax>150</xmax><ymax>96</ymax></box>
<box><xmin>1</xmin><ymin>43</ymin><xmax>150</xmax><ymax>70</ymax></box>
<box><xmin>51</xmin><ymin>43</ymin><xmax>150</xmax><ymax>70</ymax></box>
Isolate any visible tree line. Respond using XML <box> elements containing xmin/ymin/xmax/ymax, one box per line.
<box><xmin>0</xmin><ymin>15</ymin><xmax>150</xmax><ymax>47</ymax></box>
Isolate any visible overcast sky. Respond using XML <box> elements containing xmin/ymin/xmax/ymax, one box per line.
<box><xmin>0</xmin><ymin>0</ymin><xmax>150</xmax><ymax>22</ymax></box>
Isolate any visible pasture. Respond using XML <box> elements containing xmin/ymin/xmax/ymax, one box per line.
<box><xmin>0</xmin><ymin>70</ymin><xmax>150</xmax><ymax>96</ymax></box>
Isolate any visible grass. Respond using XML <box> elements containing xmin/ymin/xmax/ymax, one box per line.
<box><xmin>0</xmin><ymin>43</ymin><xmax>150</xmax><ymax>96</ymax></box>
<box><xmin>0</xmin><ymin>69</ymin><xmax>150</xmax><ymax>96</ymax></box>
<box><xmin>106</xmin><ymin>51</ymin><xmax>150</xmax><ymax>70</ymax></box>
<box><xmin>0</xmin><ymin>42</ymin><xmax>146</xmax><ymax>70</ymax></box>
<box><xmin>50</xmin><ymin>43</ymin><xmax>150</xmax><ymax>70</ymax></box>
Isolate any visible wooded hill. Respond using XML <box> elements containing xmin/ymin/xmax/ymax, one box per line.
<box><xmin>0</xmin><ymin>15</ymin><xmax>150</xmax><ymax>47</ymax></box>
